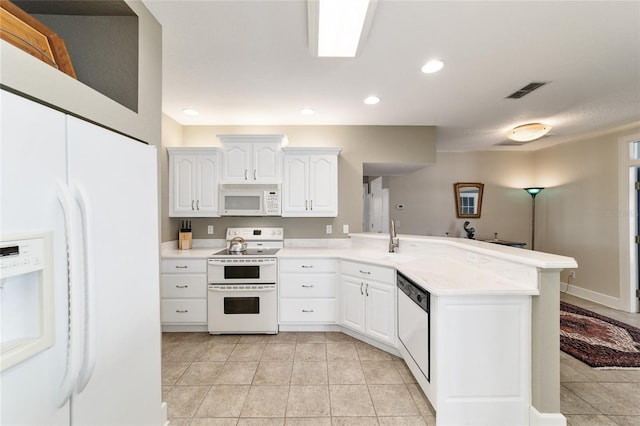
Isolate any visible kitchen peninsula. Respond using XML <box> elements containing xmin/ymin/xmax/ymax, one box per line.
<box><xmin>162</xmin><ymin>232</ymin><xmax>576</xmax><ymax>426</ymax></box>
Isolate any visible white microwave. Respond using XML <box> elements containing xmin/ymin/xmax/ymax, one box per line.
<box><xmin>219</xmin><ymin>184</ymin><xmax>281</xmax><ymax>216</ymax></box>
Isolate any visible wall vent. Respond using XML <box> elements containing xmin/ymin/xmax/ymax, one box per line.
<box><xmin>506</xmin><ymin>82</ymin><xmax>549</xmax><ymax>99</ymax></box>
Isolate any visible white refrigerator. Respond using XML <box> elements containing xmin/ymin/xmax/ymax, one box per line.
<box><xmin>0</xmin><ymin>89</ymin><xmax>163</xmax><ymax>425</ymax></box>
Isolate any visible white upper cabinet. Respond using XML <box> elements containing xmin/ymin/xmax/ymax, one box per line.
<box><xmin>218</xmin><ymin>135</ymin><xmax>284</xmax><ymax>183</ymax></box>
<box><xmin>168</xmin><ymin>148</ymin><xmax>221</xmax><ymax>217</ymax></box>
<box><xmin>282</xmin><ymin>147</ymin><xmax>341</xmax><ymax>217</ymax></box>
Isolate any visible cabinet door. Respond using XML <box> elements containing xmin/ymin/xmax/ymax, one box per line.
<box><xmin>309</xmin><ymin>155</ymin><xmax>338</xmax><ymax>216</ymax></box>
<box><xmin>253</xmin><ymin>142</ymin><xmax>281</xmax><ymax>182</ymax></box>
<box><xmin>282</xmin><ymin>155</ymin><xmax>310</xmax><ymax>215</ymax></box>
<box><xmin>196</xmin><ymin>153</ymin><xmax>220</xmax><ymax>216</ymax></box>
<box><xmin>222</xmin><ymin>142</ymin><xmax>252</xmax><ymax>182</ymax></box>
<box><xmin>170</xmin><ymin>154</ymin><xmax>197</xmax><ymax>216</ymax></box>
<box><xmin>365</xmin><ymin>280</ymin><xmax>396</xmax><ymax>345</ymax></box>
<box><xmin>340</xmin><ymin>276</ymin><xmax>366</xmax><ymax>334</ymax></box>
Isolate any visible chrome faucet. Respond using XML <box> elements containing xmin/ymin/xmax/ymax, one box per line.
<box><xmin>389</xmin><ymin>219</ymin><xmax>399</xmax><ymax>253</ymax></box>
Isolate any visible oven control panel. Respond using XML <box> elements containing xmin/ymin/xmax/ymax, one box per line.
<box><xmin>226</xmin><ymin>227</ymin><xmax>283</xmax><ymax>241</ymax></box>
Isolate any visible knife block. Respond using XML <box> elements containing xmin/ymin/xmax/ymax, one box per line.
<box><xmin>178</xmin><ymin>231</ymin><xmax>192</xmax><ymax>250</ymax></box>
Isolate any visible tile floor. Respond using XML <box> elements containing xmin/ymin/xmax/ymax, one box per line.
<box><xmin>162</xmin><ymin>294</ymin><xmax>640</xmax><ymax>426</ymax></box>
<box><xmin>162</xmin><ymin>331</ymin><xmax>435</xmax><ymax>425</ymax></box>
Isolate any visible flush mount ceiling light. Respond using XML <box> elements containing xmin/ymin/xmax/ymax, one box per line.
<box><xmin>182</xmin><ymin>108</ymin><xmax>199</xmax><ymax>116</ymax></box>
<box><xmin>421</xmin><ymin>59</ymin><xmax>444</xmax><ymax>74</ymax></box>
<box><xmin>308</xmin><ymin>0</ymin><xmax>378</xmax><ymax>57</ymax></box>
<box><xmin>363</xmin><ymin>96</ymin><xmax>380</xmax><ymax>105</ymax></box>
<box><xmin>505</xmin><ymin>123</ymin><xmax>551</xmax><ymax>142</ymax></box>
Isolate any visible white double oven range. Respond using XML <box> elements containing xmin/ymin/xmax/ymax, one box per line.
<box><xmin>207</xmin><ymin>227</ymin><xmax>283</xmax><ymax>334</ymax></box>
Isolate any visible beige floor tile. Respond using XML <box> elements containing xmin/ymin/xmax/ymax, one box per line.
<box><xmin>267</xmin><ymin>332</ymin><xmax>298</xmax><ymax>344</ymax></box>
<box><xmin>197</xmin><ymin>343</ymin><xmax>237</xmax><ymax>362</ymax></box>
<box><xmin>325</xmin><ymin>332</ymin><xmax>357</xmax><ymax>343</ymax></box>
<box><xmin>215</xmin><ymin>362</ymin><xmax>259</xmax><ymax>385</ymax></box>
<box><xmin>284</xmin><ymin>417</ymin><xmax>331</xmax><ymax>425</ymax></box>
<box><xmin>165</xmin><ymin>342</ymin><xmax>208</xmax><ymax>362</ymax></box>
<box><xmin>331</xmin><ymin>417</ymin><xmax>379</xmax><ymax>425</ymax></box>
<box><xmin>163</xmin><ymin>332</ymin><xmax>188</xmax><ymax>344</ymax></box>
<box><xmin>165</xmin><ymin>385</ymin><xmax>210</xmax><ymax>418</ymax></box>
<box><xmin>564</xmin><ymin>382</ymin><xmax>640</xmax><ymax>415</ymax></box>
<box><xmin>261</xmin><ymin>344</ymin><xmax>296</xmax><ymax>361</ymax></box>
<box><xmin>163</xmin><ymin>385</ymin><xmax>172</xmax><ymax>398</ymax></box>
<box><xmin>291</xmin><ymin>361</ymin><xmax>328</xmax><ymax>385</ymax></box>
<box><xmin>286</xmin><ymin>385</ymin><xmax>331</xmax><ymax>417</ymax></box>
<box><xmin>294</xmin><ymin>343</ymin><xmax>327</xmax><ymax>361</ymax></box>
<box><xmin>207</xmin><ymin>335</ymin><xmax>242</xmax><ymax>344</ymax></box>
<box><xmin>253</xmin><ymin>361</ymin><xmax>293</xmax><ymax>385</ymax></box>
<box><xmin>361</xmin><ymin>361</ymin><xmax>404</xmax><ymax>384</ymax></box>
<box><xmin>326</xmin><ymin>342</ymin><xmax>359</xmax><ymax>361</ymax></box>
<box><xmin>561</xmin><ymin>362</ymin><xmax>592</xmax><ymax>383</ymax></box>
<box><xmin>566</xmin><ymin>414</ymin><xmax>619</xmax><ymax>426</ymax></box>
<box><xmin>295</xmin><ymin>332</ymin><xmax>326</xmax><ymax>343</ymax></box>
<box><xmin>561</xmin><ymin>384</ymin><xmax>599</xmax><ymax>415</ymax></box>
<box><xmin>196</xmin><ymin>385</ymin><xmax>250</xmax><ymax>418</ymax></box>
<box><xmin>237</xmin><ymin>419</ymin><xmax>285</xmax><ymax>426</ymax></box>
<box><xmin>393</xmin><ymin>360</ymin><xmax>418</xmax><ymax>384</ymax></box>
<box><xmin>239</xmin><ymin>334</ymin><xmax>270</xmax><ymax>344</ymax></box>
<box><xmin>329</xmin><ymin>384</ymin><xmax>375</xmax><ymax>417</ymax></box>
<box><xmin>167</xmin><ymin>419</ymin><xmax>193</xmax><ymax>426</ymax></box>
<box><xmin>191</xmin><ymin>419</ymin><xmax>239</xmax><ymax>426</ymax></box>
<box><xmin>355</xmin><ymin>342</ymin><xmax>392</xmax><ymax>361</ymax></box>
<box><xmin>240</xmin><ymin>385</ymin><xmax>289</xmax><ymax>418</ymax></box>
<box><xmin>406</xmin><ymin>384</ymin><xmax>435</xmax><ymax>418</ymax></box>
<box><xmin>377</xmin><ymin>417</ymin><xmax>427</xmax><ymax>425</ymax></box>
<box><xmin>229</xmin><ymin>344</ymin><xmax>267</xmax><ymax>362</ymax></box>
<box><xmin>607</xmin><ymin>415</ymin><xmax>640</xmax><ymax>426</ymax></box>
<box><xmin>368</xmin><ymin>385</ymin><xmax>421</xmax><ymax>417</ymax></box>
<box><xmin>327</xmin><ymin>361</ymin><xmax>366</xmax><ymax>385</ymax></box>
<box><xmin>162</xmin><ymin>361</ymin><xmax>190</xmax><ymax>385</ymax></box>
<box><xmin>177</xmin><ymin>361</ymin><xmax>225</xmax><ymax>385</ymax></box>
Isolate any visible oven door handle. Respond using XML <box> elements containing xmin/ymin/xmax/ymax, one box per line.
<box><xmin>208</xmin><ymin>285</ymin><xmax>276</xmax><ymax>292</ymax></box>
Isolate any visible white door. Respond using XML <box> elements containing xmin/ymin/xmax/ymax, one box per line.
<box><xmin>170</xmin><ymin>154</ymin><xmax>197</xmax><ymax>216</ymax></box>
<box><xmin>253</xmin><ymin>142</ymin><xmax>281</xmax><ymax>182</ymax></box>
<box><xmin>222</xmin><ymin>142</ymin><xmax>252</xmax><ymax>182</ymax></box>
<box><xmin>365</xmin><ymin>280</ymin><xmax>396</xmax><ymax>345</ymax></box>
<box><xmin>0</xmin><ymin>90</ymin><xmax>70</xmax><ymax>426</ymax></box>
<box><xmin>282</xmin><ymin>155</ymin><xmax>309</xmax><ymax>215</ymax></box>
<box><xmin>340</xmin><ymin>277</ymin><xmax>366</xmax><ymax>333</ymax></box>
<box><xmin>309</xmin><ymin>155</ymin><xmax>338</xmax><ymax>216</ymax></box>
<box><xmin>66</xmin><ymin>117</ymin><xmax>162</xmax><ymax>425</ymax></box>
<box><xmin>196</xmin><ymin>153</ymin><xmax>220</xmax><ymax>216</ymax></box>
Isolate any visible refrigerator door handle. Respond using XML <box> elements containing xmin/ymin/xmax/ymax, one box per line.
<box><xmin>55</xmin><ymin>181</ymin><xmax>84</xmax><ymax>408</ymax></box>
<box><xmin>73</xmin><ymin>183</ymin><xmax>96</xmax><ymax>393</ymax></box>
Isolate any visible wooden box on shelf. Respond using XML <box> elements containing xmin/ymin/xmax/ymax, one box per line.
<box><xmin>0</xmin><ymin>0</ymin><xmax>76</xmax><ymax>78</ymax></box>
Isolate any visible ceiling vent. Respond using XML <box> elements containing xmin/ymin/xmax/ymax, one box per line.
<box><xmin>506</xmin><ymin>82</ymin><xmax>549</xmax><ymax>99</ymax></box>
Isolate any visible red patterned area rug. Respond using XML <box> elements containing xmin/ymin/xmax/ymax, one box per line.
<box><xmin>560</xmin><ymin>301</ymin><xmax>640</xmax><ymax>368</ymax></box>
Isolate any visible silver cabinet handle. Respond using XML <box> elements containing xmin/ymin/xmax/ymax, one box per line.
<box><xmin>305</xmin><ymin>200</ymin><xmax>308</xmax><ymax>210</ymax></box>
<box><xmin>176</xmin><ymin>285</ymin><xmax>188</xmax><ymax>288</ymax></box>
<box><xmin>176</xmin><ymin>310</ymin><xmax>188</xmax><ymax>313</ymax></box>
<box><xmin>365</xmin><ymin>283</ymin><xmax>369</xmax><ymax>297</ymax></box>
<box><xmin>359</xmin><ymin>270</ymin><xmax>371</xmax><ymax>275</ymax></box>
<box><xmin>191</xmin><ymin>200</ymin><xmax>194</xmax><ymax>210</ymax></box>
<box><xmin>175</xmin><ymin>265</ymin><xmax>188</xmax><ymax>269</ymax></box>
<box><xmin>301</xmin><ymin>265</ymin><xmax>313</xmax><ymax>269</ymax></box>
<box><xmin>302</xmin><ymin>284</ymin><xmax>314</xmax><ymax>288</ymax></box>
<box><xmin>360</xmin><ymin>282</ymin><xmax>364</xmax><ymax>295</ymax></box>
<box><xmin>253</xmin><ymin>169</ymin><xmax>256</xmax><ymax>180</ymax></box>
<box><xmin>302</xmin><ymin>309</ymin><xmax>314</xmax><ymax>313</ymax></box>
<box><xmin>310</xmin><ymin>200</ymin><xmax>313</xmax><ymax>210</ymax></box>
<box><xmin>244</xmin><ymin>169</ymin><xmax>248</xmax><ymax>180</ymax></box>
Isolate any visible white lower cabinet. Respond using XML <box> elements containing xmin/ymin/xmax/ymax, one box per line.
<box><xmin>160</xmin><ymin>258</ymin><xmax>207</xmax><ymax>327</ymax></box>
<box><xmin>279</xmin><ymin>258</ymin><xmax>338</xmax><ymax>324</ymax></box>
<box><xmin>340</xmin><ymin>260</ymin><xmax>396</xmax><ymax>346</ymax></box>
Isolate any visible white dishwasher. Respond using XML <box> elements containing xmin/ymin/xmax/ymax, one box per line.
<box><xmin>397</xmin><ymin>271</ymin><xmax>430</xmax><ymax>382</ymax></box>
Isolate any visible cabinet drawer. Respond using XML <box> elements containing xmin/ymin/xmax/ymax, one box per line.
<box><xmin>161</xmin><ymin>299</ymin><xmax>207</xmax><ymax>323</ymax></box>
<box><xmin>280</xmin><ymin>299</ymin><xmax>337</xmax><ymax>323</ymax></box>
<box><xmin>161</xmin><ymin>258</ymin><xmax>207</xmax><ymax>274</ymax></box>
<box><xmin>279</xmin><ymin>258</ymin><xmax>337</xmax><ymax>273</ymax></box>
<box><xmin>279</xmin><ymin>273</ymin><xmax>336</xmax><ymax>298</ymax></box>
<box><xmin>341</xmin><ymin>260</ymin><xmax>395</xmax><ymax>284</ymax></box>
<box><xmin>161</xmin><ymin>274</ymin><xmax>207</xmax><ymax>298</ymax></box>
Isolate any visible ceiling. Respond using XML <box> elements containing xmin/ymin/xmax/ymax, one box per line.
<box><xmin>143</xmin><ymin>0</ymin><xmax>640</xmax><ymax>152</ymax></box>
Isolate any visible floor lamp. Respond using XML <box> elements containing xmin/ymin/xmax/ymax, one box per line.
<box><xmin>524</xmin><ymin>187</ymin><xmax>544</xmax><ymax>250</ymax></box>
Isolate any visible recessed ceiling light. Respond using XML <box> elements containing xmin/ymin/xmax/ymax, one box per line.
<box><xmin>364</xmin><ymin>96</ymin><xmax>380</xmax><ymax>105</ymax></box>
<box><xmin>421</xmin><ymin>60</ymin><xmax>444</xmax><ymax>74</ymax></box>
<box><xmin>183</xmin><ymin>108</ymin><xmax>199</xmax><ymax>116</ymax></box>
<box><xmin>300</xmin><ymin>108</ymin><xmax>315</xmax><ymax>115</ymax></box>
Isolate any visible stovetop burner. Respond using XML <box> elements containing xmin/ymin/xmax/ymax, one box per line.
<box><xmin>211</xmin><ymin>248</ymin><xmax>281</xmax><ymax>256</ymax></box>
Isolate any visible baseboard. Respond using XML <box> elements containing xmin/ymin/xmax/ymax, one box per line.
<box><xmin>161</xmin><ymin>401</ymin><xmax>168</xmax><ymax>426</ymax></box>
<box><xmin>161</xmin><ymin>324</ymin><xmax>208</xmax><ymax>332</ymax></box>
<box><xmin>560</xmin><ymin>282</ymin><xmax>622</xmax><ymax>310</ymax></box>
<box><xmin>529</xmin><ymin>406</ymin><xmax>566</xmax><ymax>426</ymax></box>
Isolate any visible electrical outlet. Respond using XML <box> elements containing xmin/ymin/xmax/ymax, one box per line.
<box><xmin>569</xmin><ymin>271</ymin><xmax>576</xmax><ymax>279</ymax></box>
<box><xmin>343</xmin><ymin>224</ymin><xmax>349</xmax><ymax>234</ymax></box>
<box><xmin>207</xmin><ymin>225</ymin><xmax>214</xmax><ymax>235</ymax></box>
<box><xmin>326</xmin><ymin>225</ymin><xmax>332</xmax><ymax>234</ymax></box>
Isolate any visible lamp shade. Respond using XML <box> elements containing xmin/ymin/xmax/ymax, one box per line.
<box><xmin>524</xmin><ymin>187</ymin><xmax>544</xmax><ymax>197</ymax></box>
<box><xmin>505</xmin><ymin>123</ymin><xmax>551</xmax><ymax>142</ymax></box>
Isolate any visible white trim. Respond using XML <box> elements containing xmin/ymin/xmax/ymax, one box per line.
<box><xmin>561</xmin><ymin>282</ymin><xmax>622</xmax><ymax>310</ymax></box>
<box><xmin>617</xmin><ymin>131</ymin><xmax>640</xmax><ymax>313</ymax></box>
<box><xmin>529</xmin><ymin>406</ymin><xmax>566</xmax><ymax>426</ymax></box>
